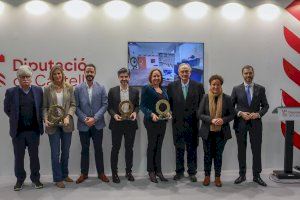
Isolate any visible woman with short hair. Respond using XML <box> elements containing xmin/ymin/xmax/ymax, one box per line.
<box><xmin>198</xmin><ymin>74</ymin><xmax>235</xmax><ymax>187</ymax></box>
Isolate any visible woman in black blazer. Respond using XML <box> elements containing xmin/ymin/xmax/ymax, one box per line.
<box><xmin>140</xmin><ymin>68</ymin><xmax>171</xmax><ymax>183</ymax></box>
<box><xmin>198</xmin><ymin>75</ymin><xmax>235</xmax><ymax>187</ymax></box>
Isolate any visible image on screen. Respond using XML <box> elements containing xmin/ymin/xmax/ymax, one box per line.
<box><xmin>128</xmin><ymin>42</ymin><xmax>204</xmax><ymax>86</ymax></box>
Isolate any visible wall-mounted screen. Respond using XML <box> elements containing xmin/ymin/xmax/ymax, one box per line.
<box><xmin>128</xmin><ymin>42</ymin><xmax>204</xmax><ymax>86</ymax></box>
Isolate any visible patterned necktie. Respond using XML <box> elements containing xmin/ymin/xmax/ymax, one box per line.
<box><xmin>183</xmin><ymin>85</ymin><xmax>188</xmax><ymax>100</ymax></box>
<box><xmin>246</xmin><ymin>85</ymin><xmax>252</xmax><ymax>106</ymax></box>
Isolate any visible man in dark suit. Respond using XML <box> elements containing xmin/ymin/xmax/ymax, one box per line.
<box><xmin>108</xmin><ymin>68</ymin><xmax>139</xmax><ymax>183</ymax></box>
<box><xmin>231</xmin><ymin>65</ymin><xmax>269</xmax><ymax>186</ymax></box>
<box><xmin>4</xmin><ymin>65</ymin><xmax>44</xmax><ymax>191</ymax></box>
<box><xmin>167</xmin><ymin>63</ymin><xmax>205</xmax><ymax>182</ymax></box>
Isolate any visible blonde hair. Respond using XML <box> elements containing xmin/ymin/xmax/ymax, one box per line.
<box><xmin>49</xmin><ymin>65</ymin><xmax>70</xmax><ymax>88</ymax></box>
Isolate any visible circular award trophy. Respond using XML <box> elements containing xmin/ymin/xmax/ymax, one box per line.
<box><xmin>155</xmin><ymin>99</ymin><xmax>171</xmax><ymax>120</ymax></box>
<box><xmin>119</xmin><ymin>100</ymin><xmax>134</xmax><ymax>120</ymax></box>
<box><xmin>47</xmin><ymin>105</ymin><xmax>65</xmax><ymax>126</ymax></box>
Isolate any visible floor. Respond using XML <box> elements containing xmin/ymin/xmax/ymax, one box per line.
<box><xmin>0</xmin><ymin>170</ymin><xmax>299</xmax><ymax>200</ymax></box>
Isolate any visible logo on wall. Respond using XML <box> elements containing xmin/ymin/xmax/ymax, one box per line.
<box><xmin>0</xmin><ymin>54</ymin><xmax>5</xmax><ymax>62</ymax></box>
<box><xmin>0</xmin><ymin>56</ymin><xmax>88</xmax><ymax>89</ymax></box>
<box><xmin>281</xmin><ymin>0</ymin><xmax>300</xmax><ymax>149</ymax></box>
<box><xmin>0</xmin><ymin>54</ymin><xmax>6</xmax><ymax>86</ymax></box>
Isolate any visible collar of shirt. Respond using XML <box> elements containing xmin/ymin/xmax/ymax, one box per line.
<box><xmin>243</xmin><ymin>82</ymin><xmax>254</xmax><ymax>88</ymax></box>
<box><xmin>181</xmin><ymin>79</ymin><xmax>190</xmax><ymax>88</ymax></box>
<box><xmin>19</xmin><ymin>85</ymin><xmax>32</xmax><ymax>94</ymax></box>
<box><xmin>85</xmin><ymin>81</ymin><xmax>94</xmax><ymax>89</ymax></box>
<box><xmin>120</xmin><ymin>85</ymin><xmax>129</xmax><ymax>92</ymax></box>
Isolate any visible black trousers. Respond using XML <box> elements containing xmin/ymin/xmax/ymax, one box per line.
<box><xmin>79</xmin><ymin>127</ymin><xmax>104</xmax><ymax>175</ymax></box>
<box><xmin>12</xmin><ymin>131</ymin><xmax>40</xmax><ymax>182</ymax></box>
<box><xmin>202</xmin><ymin>131</ymin><xmax>226</xmax><ymax>177</ymax></box>
<box><xmin>110</xmin><ymin>127</ymin><xmax>136</xmax><ymax>174</ymax></box>
<box><xmin>235</xmin><ymin>121</ymin><xmax>262</xmax><ymax>177</ymax></box>
<box><xmin>144</xmin><ymin>120</ymin><xmax>166</xmax><ymax>173</ymax></box>
<box><xmin>174</xmin><ymin>131</ymin><xmax>198</xmax><ymax>175</ymax></box>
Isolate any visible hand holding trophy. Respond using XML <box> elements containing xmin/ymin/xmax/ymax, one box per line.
<box><xmin>119</xmin><ymin>100</ymin><xmax>134</xmax><ymax>121</ymax></box>
<box><xmin>47</xmin><ymin>104</ymin><xmax>65</xmax><ymax>127</ymax></box>
<box><xmin>155</xmin><ymin>99</ymin><xmax>172</xmax><ymax>120</ymax></box>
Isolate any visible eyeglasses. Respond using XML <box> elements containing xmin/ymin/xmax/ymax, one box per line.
<box><xmin>19</xmin><ymin>75</ymin><xmax>31</xmax><ymax>80</ymax></box>
<box><xmin>180</xmin><ymin>70</ymin><xmax>191</xmax><ymax>73</ymax></box>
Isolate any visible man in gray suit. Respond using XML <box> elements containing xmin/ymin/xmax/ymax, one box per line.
<box><xmin>231</xmin><ymin>65</ymin><xmax>269</xmax><ymax>186</ymax></box>
<box><xmin>74</xmin><ymin>64</ymin><xmax>109</xmax><ymax>184</ymax></box>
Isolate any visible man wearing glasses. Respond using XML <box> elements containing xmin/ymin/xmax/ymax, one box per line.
<box><xmin>4</xmin><ymin>65</ymin><xmax>44</xmax><ymax>191</ymax></box>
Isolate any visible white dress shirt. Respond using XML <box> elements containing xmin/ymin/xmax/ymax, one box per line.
<box><xmin>120</xmin><ymin>85</ymin><xmax>129</xmax><ymax>112</ymax></box>
<box><xmin>86</xmin><ymin>82</ymin><xmax>93</xmax><ymax>104</ymax></box>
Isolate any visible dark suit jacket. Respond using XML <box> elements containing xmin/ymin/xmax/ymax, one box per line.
<box><xmin>167</xmin><ymin>80</ymin><xmax>204</xmax><ymax>145</ymax></box>
<box><xmin>231</xmin><ymin>83</ymin><xmax>269</xmax><ymax>132</ymax></box>
<box><xmin>198</xmin><ymin>93</ymin><xmax>235</xmax><ymax>140</ymax></box>
<box><xmin>4</xmin><ymin>85</ymin><xmax>44</xmax><ymax>138</ymax></box>
<box><xmin>140</xmin><ymin>84</ymin><xmax>168</xmax><ymax>121</ymax></box>
<box><xmin>108</xmin><ymin>86</ymin><xmax>140</xmax><ymax>130</ymax></box>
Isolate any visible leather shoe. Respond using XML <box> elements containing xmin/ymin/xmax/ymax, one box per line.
<box><xmin>98</xmin><ymin>173</ymin><xmax>110</xmax><ymax>183</ymax></box>
<box><xmin>76</xmin><ymin>174</ymin><xmax>88</xmax><ymax>184</ymax></box>
<box><xmin>149</xmin><ymin>172</ymin><xmax>158</xmax><ymax>183</ymax></box>
<box><xmin>125</xmin><ymin>172</ymin><xmax>135</xmax><ymax>182</ymax></box>
<box><xmin>253</xmin><ymin>176</ymin><xmax>267</xmax><ymax>186</ymax></box>
<box><xmin>55</xmin><ymin>181</ymin><xmax>65</xmax><ymax>188</ymax></box>
<box><xmin>189</xmin><ymin>175</ymin><xmax>197</xmax><ymax>182</ymax></box>
<box><xmin>214</xmin><ymin>177</ymin><xmax>222</xmax><ymax>187</ymax></box>
<box><xmin>202</xmin><ymin>176</ymin><xmax>210</xmax><ymax>186</ymax></box>
<box><xmin>112</xmin><ymin>173</ymin><xmax>120</xmax><ymax>183</ymax></box>
<box><xmin>64</xmin><ymin>176</ymin><xmax>74</xmax><ymax>182</ymax></box>
<box><xmin>234</xmin><ymin>176</ymin><xmax>246</xmax><ymax>184</ymax></box>
<box><xmin>156</xmin><ymin>172</ymin><xmax>168</xmax><ymax>182</ymax></box>
<box><xmin>173</xmin><ymin>173</ymin><xmax>184</xmax><ymax>181</ymax></box>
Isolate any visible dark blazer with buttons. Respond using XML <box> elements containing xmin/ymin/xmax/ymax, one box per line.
<box><xmin>198</xmin><ymin>93</ymin><xmax>235</xmax><ymax>140</ymax></box>
<box><xmin>107</xmin><ymin>86</ymin><xmax>140</xmax><ymax>130</ymax></box>
<box><xmin>4</xmin><ymin>85</ymin><xmax>44</xmax><ymax>138</ymax></box>
<box><xmin>167</xmin><ymin>80</ymin><xmax>204</xmax><ymax>145</ymax></box>
<box><xmin>231</xmin><ymin>83</ymin><xmax>269</xmax><ymax>132</ymax></box>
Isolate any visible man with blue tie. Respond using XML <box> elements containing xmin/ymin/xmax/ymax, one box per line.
<box><xmin>74</xmin><ymin>64</ymin><xmax>109</xmax><ymax>184</ymax></box>
<box><xmin>4</xmin><ymin>65</ymin><xmax>44</xmax><ymax>191</ymax></box>
<box><xmin>167</xmin><ymin>63</ymin><xmax>205</xmax><ymax>182</ymax></box>
<box><xmin>231</xmin><ymin>65</ymin><xmax>269</xmax><ymax>186</ymax></box>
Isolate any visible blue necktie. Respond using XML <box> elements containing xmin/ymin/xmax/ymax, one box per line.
<box><xmin>183</xmin><ymin>85</ymin><xmax>188</xmax><ymax>100</ymax></box>
<box><xmin>246</xmin><ymin>85</ymin><xmax>252</xmax><ymax>106</ymax></box>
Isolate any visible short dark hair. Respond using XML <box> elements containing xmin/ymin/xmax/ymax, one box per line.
<box><xmin>117</xmin><ymin>67</ymin><xmax>130</xmax><ymax>76</ymax></box>
<box><xmin>242</xmin><ymin>65</ymin><xmax>254</xmax><ymax>73</ymax></box>
<box><xmin>209</xmin><ymin>74</ymin><xmax>224</xmax><ymax>85</ymax></box>
<box><xmin>85</xmin><ymin>63</ymin><xmax>96</xmax><ymax>71</ymax></box>
<box><xmin>148</xmin><ymin>68</ymin><xmax>163</xmax><ymax>87</ymax></box>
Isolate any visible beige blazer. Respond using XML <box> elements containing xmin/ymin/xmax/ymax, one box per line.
<box><xmin>43</xmin><ymin>83</ymin><xmax>76</xmax><ymax>134</ymax></box>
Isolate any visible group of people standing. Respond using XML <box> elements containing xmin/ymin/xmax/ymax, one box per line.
<box><xmin>4</xmin><ymin>62</ymin><xmax>269</xmax><ymax>191</ymax></box>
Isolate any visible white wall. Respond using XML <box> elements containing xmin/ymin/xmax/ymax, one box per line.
<box><xmin>0</xmin><ymin>0</ymin><xmax>299</xmax><ymax>177</ymax></box>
